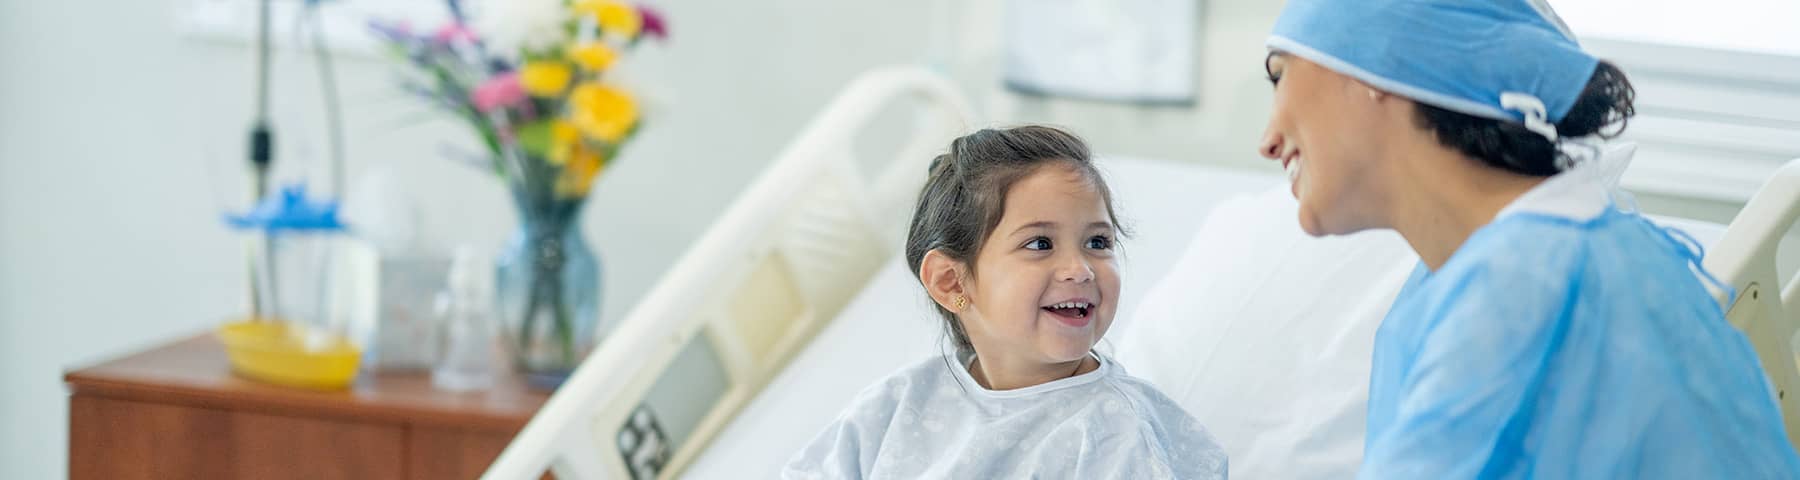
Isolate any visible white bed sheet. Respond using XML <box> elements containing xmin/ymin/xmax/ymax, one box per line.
<box><xmin>683</xmin><ymin>158</ymin><xmax>1280</xmax><ymax>478</ymax></box>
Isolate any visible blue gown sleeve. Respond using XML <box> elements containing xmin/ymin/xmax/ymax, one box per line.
<box><xmin>1360</xmin><ymin>243</ymin><xmax>1584</xmax><ymax>478</ymax></box>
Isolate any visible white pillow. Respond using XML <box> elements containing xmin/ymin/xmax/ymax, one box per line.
<box><xmin>1112</xmin><ymin>186</ymin><xmax>1417</xmax><ymax>480</ymax></box>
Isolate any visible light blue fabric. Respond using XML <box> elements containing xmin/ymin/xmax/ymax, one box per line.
<box><xmin>1268</xmin><ymin>0</ymin><xmax>1597</xmax><ymax>124</ymax></box>
<box><xmin>224</xmin><ymin>183</ymin><xmax>345</xmax><ymax>232</ymax></box>
<box><xmin>782</xmin><ymin>353</ymin><xmax>1227</xmax><ymax>479</ymax></box>
<box><xmin>1364</xmin><ymin>209</ymin><xmax>1800</xmax><ymax>478</ymax></box>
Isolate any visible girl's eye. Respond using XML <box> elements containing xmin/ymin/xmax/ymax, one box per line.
<box><xmin>1024</xmin><ymin>237</ymin><xmax>1053</xmax><ymax>251</ymax></box>
<box><xmin>1087</xmin><ymin>235</ymin><xmax>1114</xmax><ymax>250</ymax></box>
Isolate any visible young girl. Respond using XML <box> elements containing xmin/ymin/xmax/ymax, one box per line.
<box><xmin>782</xmin><ymin>126</ymin><xmax>1227</xmax><ymax>479</ymax></box>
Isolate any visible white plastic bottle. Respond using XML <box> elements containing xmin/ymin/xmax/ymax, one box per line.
<box><xmin>434</xmin><ymin>247</ymin><xmax>498</xmax><ymax>391</ymax></box>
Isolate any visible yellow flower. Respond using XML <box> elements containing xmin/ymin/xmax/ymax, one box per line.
<box><xmin>555</xmin><ymin>147</ymin><xmax>605</xmax><ymax>198</ymax></box>
<box><xmin>567</xmin><ymin>83</ymin><xmax>638</xmax><ymax>143</ymax></box>
<box><xmin>552</xmin><ymin>120</ymin><xmax>582</xmax><ymax>146</ymax></box>
<box><xmin>518</xmin><ymin>61</ymin><xmax>573</xmax><ymax>97</ymax></box>
<box><xmin>546</xmin><ymin>120</ymin><xmax>583</xmax><ymax>166</ymax></box>
<box><xmin>573</xmin><ymin>0</ymin><xmax>642</xmax><ymax>38</ymax></box>
<box><xmin>570</xmin><ymin>0</ymin><xmax>606</xmax><ymax>17</ymax></box>
<box><xmin>566</xmin><ymin>42</ymin><xmax>618</xmax><ymax>72</ymax></box>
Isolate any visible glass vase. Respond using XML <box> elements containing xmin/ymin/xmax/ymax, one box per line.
<box><xmin>494</xmin><ymin>196</ymin><xmax>602</xmax><ymax>389</ymax></box>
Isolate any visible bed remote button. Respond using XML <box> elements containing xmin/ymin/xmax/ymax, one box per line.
<box><xmin>618</xmin><ymin>404</ymin><xmax>673</xmax><ymax>480</ymax></box>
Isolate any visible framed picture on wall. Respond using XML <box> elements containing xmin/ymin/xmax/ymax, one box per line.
<box><xmin>1002</xmin><ymin>0</ymin><xmax>1199</xmax><ymax>106</ymax></box>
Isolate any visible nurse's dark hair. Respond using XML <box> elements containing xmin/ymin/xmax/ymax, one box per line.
<box><xmin>903</xmin><ymin>125</ymin><xmax>1123</xmax><ymax>355</ymax></box>
<box><xmin>1414</xmin><ymin>60</ymin><xmax>1636</xmax><ymax>176</ymax></box>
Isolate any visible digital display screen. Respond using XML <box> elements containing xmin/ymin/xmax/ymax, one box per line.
<box><xmin>618</xmin><ymin>334</ymin><xmax>730</xmax><ymax>479</ymax></box>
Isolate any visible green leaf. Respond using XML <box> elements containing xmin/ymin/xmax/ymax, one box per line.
<box><xmin>516</xmin><ymin>120</ymin><xmax>556</xmax><ymax>158</ymax></box>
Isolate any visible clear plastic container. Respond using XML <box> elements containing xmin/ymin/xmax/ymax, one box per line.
<box><xmin>221</xmin><ymin>184</ymin><xmax>363</xmax><ymax>389</ymax></box>
<box><xmin>434</xmin><ymin>247</ymin><xmax>499</xmax><ymax>391</ymax></box>
<box><xmin>257</xmin><ymin>230</ymin><xmax>337</xmax><ymax>334</ymax></box>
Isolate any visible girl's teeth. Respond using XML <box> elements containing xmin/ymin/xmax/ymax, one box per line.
<box><xmin>1285</xmin><ymin>158</ymin><xmax>1301</xmax><ymax>181</ymax></box>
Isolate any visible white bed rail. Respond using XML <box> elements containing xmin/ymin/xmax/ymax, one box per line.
<box><xmin>483</xmin><ymin>66</ymin><xmax>974</xmax><ymax>480</ymax></box>
<box><xmin>1704</xmin><ymin>158</ymin><xmax>1800</xmax><ymax>449</ymax></box>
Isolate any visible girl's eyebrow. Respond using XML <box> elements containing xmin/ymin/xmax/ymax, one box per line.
<box><xmin>1008</xmin><ymin>221</ymin><xmax>1115</xmax><ymax>236</ymax></box>
<box><xmin>1009</xmin><ymin>221</ymin><xmax>1057</xmax><ymax>236</ymax></box>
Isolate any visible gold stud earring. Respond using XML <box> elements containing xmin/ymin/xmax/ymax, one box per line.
<box><xmin>953</xmin><ymin>296</ymin><xmax>967</xmax><ymax>310</ymax></box>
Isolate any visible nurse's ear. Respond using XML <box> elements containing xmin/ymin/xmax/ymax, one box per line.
<box><xmin>1354</xmin><ymin>82</ymin><xmax>1418</xmax><ymax>133</ymax></box>
<box><xmin>1358</xmin><ymin>83</ymin><xmax>1395</xmax><ymax>104</ymax></box>
<box><xmin>919</xmin><ymin>249</ymin><xmax>972</xmax><ymax>313</ymax></box>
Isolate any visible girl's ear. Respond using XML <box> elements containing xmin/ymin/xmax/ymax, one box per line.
<box><xmin>919</xmin><ymin>249</ymin><xmax>969</xmax><ymax>312</ymax></box>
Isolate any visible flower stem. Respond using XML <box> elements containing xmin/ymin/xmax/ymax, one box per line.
<box><xmin>550</xmin><ymin>271</ymin><xmax>574</xmax><ymax>366</ymax></box>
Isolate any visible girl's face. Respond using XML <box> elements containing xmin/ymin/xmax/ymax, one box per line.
<box><xmin>962</xmin><ymin>163</ymin><xmax>1121</xmax><ymax>365</ymax></box>
<box><xmin>1258</xmin><ymin>53</ymin><xmax>1399</xmax><ymax>236</ymax></box>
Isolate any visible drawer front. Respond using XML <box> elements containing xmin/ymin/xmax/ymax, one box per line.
<box><xmin>70</xmin><ymin>395</ymin><xmax>405</xmax><ymax>480</ymax></box>
<box><xmin>407</xmin><ymin>425</ymin><xmax>521</xmax><ymax>480</ymax></box>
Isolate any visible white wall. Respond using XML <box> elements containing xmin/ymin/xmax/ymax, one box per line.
<box><xmin>3</xmin><ymin>0</ymin><xmax>1775</xmax><ymax>478</ymax></box>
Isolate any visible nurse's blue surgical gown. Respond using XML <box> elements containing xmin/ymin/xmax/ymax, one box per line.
<box><xmin>1362</xmin><ymin>167</ymin><xmax>1800</xmax><ymax>478</ymax></box>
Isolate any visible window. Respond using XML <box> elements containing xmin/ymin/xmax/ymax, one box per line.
<box><xmin>1557</xmin><ymin>0</ymin><xmax>1800</xmax><ymax>57</ymax></box>
<box><xmin>1555</xmin><ymin>0</ymin><xmax>1800</xmax><ymax>203</ymax></box>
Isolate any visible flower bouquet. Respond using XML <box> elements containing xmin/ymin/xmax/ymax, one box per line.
<box><xmin>370</xmin><ymin>0</ymin><xmax>667</xmax><ymax>386</ymax></box>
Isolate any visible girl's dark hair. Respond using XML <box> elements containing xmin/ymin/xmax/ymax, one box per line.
<box><xmin>903</xmin><ymin>126</ymin><xmax>1122</xmax><ymax>355</ymax></box>
<box><xmin>1413</xmin><ymin>60</ymin><xmax>1636</xmax><ymax>176</ymax></box>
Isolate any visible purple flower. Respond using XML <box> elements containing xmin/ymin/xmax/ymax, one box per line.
<box><xmin>637</xmin><ymin>5</ymin><xmax>669</xmax><ymax>41</ymax></box>
<box><xmin>368</xmin><ymin>20</ymin><xmax>415</xmax><ymax>42</ymax></box>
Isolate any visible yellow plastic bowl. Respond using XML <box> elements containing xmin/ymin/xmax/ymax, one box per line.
<box><xmin>217</xmin><ymin>320</ymin><xmax>362</xmax><ymax>391</ymax></box>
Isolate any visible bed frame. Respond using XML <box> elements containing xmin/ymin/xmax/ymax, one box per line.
<box><xmin>483</xmin><ymin>66</ymin><xmax>1800</xmax><ymax>479</ymax></box>
<box><xmin>1705</xmin><ymin>159</ymin><xmax>1800</xmax><ymax>448</ymax></box>
<box><xmin>481</xmin><ymin>66</ymin><xmax>973</xmax><ymax>480</ymax></box>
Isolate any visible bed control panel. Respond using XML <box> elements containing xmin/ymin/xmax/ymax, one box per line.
<box><xmin>617</xmin><ymin>405</ymin><xmax>673</xmax><ymax>480</ymax></box>
<box><xmin>613</xmin><ymin>332</ymin><xmax>733</xmax><ymax>479</ymax></box>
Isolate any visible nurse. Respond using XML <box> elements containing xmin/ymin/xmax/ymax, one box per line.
<box><xmin>1257</xmin><ymin>0</ymin><xmax>1800</xmax><ymax>477</ymax></box>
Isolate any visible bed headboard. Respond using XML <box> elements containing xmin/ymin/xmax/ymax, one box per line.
<box><xmin>481</xmin><ymin>66</ymin><xmax>974</xmax><ymax>480</ymax></box>
<box><xmin>1705</xmin><ymin>158</ymin><xmax>1800</xmax><ymax>449</ymax></box>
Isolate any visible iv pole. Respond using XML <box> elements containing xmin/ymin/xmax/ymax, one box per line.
<box><xmin>243</xmin><ymin>0</ymin><xmax>346</xmax><ymax>321</ymax></box>
<box><xmin>248</xmin><ymin>0</ymin><xmax>276</xmax><ymax>319</ymax></box>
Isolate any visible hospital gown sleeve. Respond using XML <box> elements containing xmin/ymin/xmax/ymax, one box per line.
<box><xmin>781</xmin><ymin>382</ymin><xmax>895</xmax><ymax>480</ymax></box>
<box><xmin>781</xmin><ymin>417</ymin><xmax>869</xmax><ymax>480</ymax></box>
<box><xmin>1075</xmin><ymin>420</ymin><xmax>1228</xmax><ymax>479</ymax></box>
<box><xmin>1065</xmin><ymin>387</ymin><xmax>1228</xmax><ymax>479</ymax></box>
<box><xmin>1359</xmin><ymin>249</ymin><xmax>1580</xmax><ymax>478</ymax></box>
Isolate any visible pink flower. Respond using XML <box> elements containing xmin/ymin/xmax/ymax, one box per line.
<box><xmin>433</xmin><ymin>23</ymin><xmax>478</xmax><ymax>45</ymax></box>
<box><xmin>471</xmin><ymin>73</ymin><xmax>526</xmax><ymax>113</ymax></box>
<box><xmin>637</xmin><ymin>5</ymin><xmax>669</xmax><ymax>41</ymax></box>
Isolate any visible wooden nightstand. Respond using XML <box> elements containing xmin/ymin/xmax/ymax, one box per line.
<box><xmin>65</xmin><ymin>333</ymin><xmax>551</xmax><ymax>480</ymax></box>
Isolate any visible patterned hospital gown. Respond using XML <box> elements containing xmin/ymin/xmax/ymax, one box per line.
<box><xmin>782</xmin><ymin>353</ymin><xmax>1227</xmax><ymax>479</ymax></box>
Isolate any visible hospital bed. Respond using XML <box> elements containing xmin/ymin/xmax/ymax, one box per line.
<box><xmin>483</xmin><ymin>66</ymin><xmax>1800</xmax><ymax>479</ymax></box>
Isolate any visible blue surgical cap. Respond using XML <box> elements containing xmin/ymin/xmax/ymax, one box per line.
<box><xmin>1269</xmin><ymin>0</ymin><xmax>1598</xmax><ymax>141</ymax></box>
